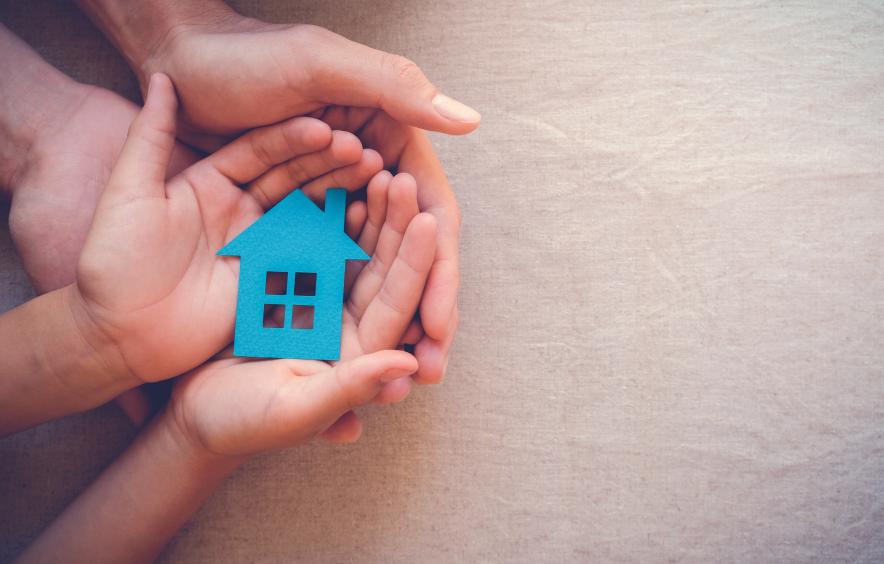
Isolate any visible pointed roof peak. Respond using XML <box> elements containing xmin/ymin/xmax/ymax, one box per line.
<box><xmin>218</xmin><ymin>188</ymin><xmax>368</xmax><ymax>261</ymax></box>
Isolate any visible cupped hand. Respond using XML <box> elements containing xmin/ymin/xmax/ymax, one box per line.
<box><xmin>168</xmin><ymin>171</ymin><xmax>436</xmax><ymax>456</ymax></box>
<box><xmin>73</xmin><ymin>73</ymin><xmax>384</xmax><ymax>384</ymax></box>
<box><xmin>141</xmin><ymin>13</ymin><xmax>474</xmax><ymax>384</ymax></box>
<box><xmin>141</xmin><ymin>17</ymin><xmax>479</xmax><ymax>145</ymax></box>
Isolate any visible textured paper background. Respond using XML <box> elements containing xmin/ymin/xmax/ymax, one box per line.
<box><xmin>1</xmin><ymin>1</ymin><xmax>883</xmax><ymax>562</ymax></box>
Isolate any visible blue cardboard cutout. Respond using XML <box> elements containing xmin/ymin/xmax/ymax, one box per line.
<box><xmin>218</xmin><ymin>188</ymin><xmax>368</xmax><ymax>360</ymax></box>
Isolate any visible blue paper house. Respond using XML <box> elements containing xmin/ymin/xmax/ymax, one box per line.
<box><xmin>218</xmin><ymin>188</ymin><xmax>368</xmax><ymax>360</ymax></box>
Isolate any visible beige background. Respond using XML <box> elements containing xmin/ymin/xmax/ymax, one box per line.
<box><xmin>2</xmin><ymin>1</ymin><xmax>884</xmax><ymax>562</ymax></box>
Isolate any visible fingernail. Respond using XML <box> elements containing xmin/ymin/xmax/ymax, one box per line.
<box><xmin>432</xmin><ymin>94</ymin><xmax>481</xmax><ymax>124</ymax></box>
<box><xmin>440</xmin><ymin>359</ymin><xmax>448</xmax><ymax>381</ymax></box>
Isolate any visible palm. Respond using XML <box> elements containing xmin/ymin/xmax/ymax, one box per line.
<box><xmin>77</xmin><ymin>165</ymin><xmax>258</xmax><ymax>380</ymax></box>
<box><xmin>173</xmin><ymin>171</ymin><xmax>436</xmax><ymax>456</ymax></box>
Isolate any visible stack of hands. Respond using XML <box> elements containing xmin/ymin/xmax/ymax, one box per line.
<box><xmin>0</xmin><ymin>2</ymin><xmax>478</xmax><ymax>562</ymax></box>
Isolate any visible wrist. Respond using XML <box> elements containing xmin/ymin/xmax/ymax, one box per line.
<box><xmin>156</xmin><ymin>402</ymin><xmax>250</xmax><ymax>473</ymax></box>
<box><xmin>0</xmin><ymin>286</ymin><xmax>138</xmax><ymax>434</ymax></box>
<box><xmin>61</xmin><ymin>284</ymin><xmax>141</xmax><ymax>391</ymax></box>
<box><xmin>75</xmin><ymin>0</ymin><xmax>240</xmax><ymax>88</ymax></box>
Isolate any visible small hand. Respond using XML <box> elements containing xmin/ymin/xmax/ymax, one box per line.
<box><xmin>169</xmin><ymin>171</ymin><xmax>436</xmax><ymax>456</ymax></box>
<box><xmin>73</xmin><ymin>74</ymin><xmax>384</xmax><ymax>385</ymax></box>
<box><xmin>319</xmin><ymin>108</ymin><xmax>460</xmax><ymax>384</ymax></box>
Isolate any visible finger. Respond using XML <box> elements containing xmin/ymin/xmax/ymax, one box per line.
<box><xmin>319</xmin><ymin>411</ymin><xmax>363</xmax><ymax>443</ymax></box>
<box><xmin>344</xmin><ymin>171</ymin><xmax>391</xmax><ymax>293</ymax></box>
<box><xmin>345</xmin><ymin>200</ymin><xmax>367</xmax><ymax>241</ymax></box>
<box><xmin>360</xmin><ymin>170</ymin><xmax>393</xmax><ymax>256</ymax></box>
<box><xmin>105</xmin><ymin>73</ymin><xmax>177</xmax><ymax>200</ymax></box>
<box><xmin>299</xmin><ymin>148</ymin><xmax>383</xmax><ymax>203</ymax></box>
<box><xmin>358</xmin><ymin>213</ymin><xmax>436</xmax><ymax>352</ymax></box>
<box><xmin>343</xmin><ymin>200</ymin><xmax>368</xmax><ymax>297</ymax></box>
<box><xmin>347</xmin><ymin>173</ymin><xmax>420</xmax><ymax>321</ymax></box>
<box><xmin>246</xmin><ymin>130</ymin><xmax>362</xmax><ymax>209</ymax></box>
<box><xmin>414</xmin><ymin>305</ymin><xmax>458</xmax><ymax>385</ymax></box>
<box><xmin>277</xmin><ymin>351</ymin><xmax>417</xmax><ymax>433</ymax></box>
<box><xmin>372</xmin><ymin>376</ymin><xmax>413</xmax><ymax>405</ymax></box>
<box><xmin>303</xmin><ymin>27</ymin><xmax>481</xmax><ymax>134</ymax></box>
<box><xmin>206</xmin><ymin>116</ymin><xmax>332</xmax><ymax>187</ymax></box>
<box><xmin>398</xmin><ymin>131</ymin><xmax>460</xmax><ymax>341</ymax></box>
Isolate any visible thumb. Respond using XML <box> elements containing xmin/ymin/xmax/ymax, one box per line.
<box><xmin>106</xmin><ymin>73</ymin><xmax>178</xmax><ymax>200</ymax></box>
<box><xmin>276</xmin><ymin>350</ymin><xmax>418</xmax><ymax>438</ymax></box>
<box><xmin>305</xmin><ymin>27</ymin><xmax>481</xmax><ymax>135</ymax></box>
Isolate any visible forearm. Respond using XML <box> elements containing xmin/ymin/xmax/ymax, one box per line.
<box><xmin>0</xmin><ymin>25</ymin><xmax>78</xmax><ymax>193</ymax></box>
<box><xmin>16</xmin><ymin>412</ymin><xmax>244</xmax><ymax>564</ymax></box>
<box><xmin>0</xmin><ymin>286</ymin><xmax>135</xmax><ymax>435</ymax></box>
<box><xmin>74</xmin><ymin>0</ymin><xmax>236</xmax><ymax>78</ymax></box>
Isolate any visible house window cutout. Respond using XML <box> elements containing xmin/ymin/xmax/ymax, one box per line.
<box><xmin>263</xmin><ymin>304</ymin><xmax>283</xmax><ymax>328</ymax></box>
<box><xmin>292</xmin><ymin>305</ymin><xmax>315</xmax><ymax>330</ymax></box>
<box><xmin>265</xmin><ymin>271</ymin><xmax>288</xmax><ymax>295</ymax></box>
<box><xmin>293</xmin><ymin>272</ymin><xmax>317</xmax><ymax>296</ymax></box>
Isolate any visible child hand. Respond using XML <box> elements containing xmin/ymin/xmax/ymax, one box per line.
<box><xmin>71</xmin><ymin>74</ymin><xmax>384</xmax><ymax>386</ymax></box>
<box><xmin>165</xmin><ymin>172</ymin><xmax>436</xmax><ymax>456</ymax></box>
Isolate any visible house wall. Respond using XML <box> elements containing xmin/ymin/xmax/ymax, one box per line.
<box><xmin>233</xmin><ymin>257</ymin><xmax>345</xmax><ymax>361</ymax></box>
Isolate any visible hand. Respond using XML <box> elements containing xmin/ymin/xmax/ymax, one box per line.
<box><xmin>168</xmin><ymin>171</ymin><xmax>436</xmax><ymax>456</ymax></box>
<box><xmin>72</xmin><ymin>73</ymin><xmax>384</xmax><ymax>385</ymax></box>
<box><xmin>137</xmin><ymin>13</ymin><xmax>480</xmax><ymax>144</ymax></box>
<box><xmin>128</xmin><ymin>8</ymin><xmax>472</xmax><ymax>383</ymax></box>
<box><xmin>0</xmin><ymin>34</ymin><xmax>199</xmax><ymax>295</ymax></box>
<box><xmin>320</xmin><ymin>109</ymin><xmax>461</xmax><ymax>384</ymax></box>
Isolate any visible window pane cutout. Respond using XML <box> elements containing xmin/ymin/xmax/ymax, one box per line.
<box><xmin>292</xmin><ymin>305</ymin><xmax>314</xmax><ymax>329</ymax></box>
<box><xmin>294</xmin><ymin>272</ymin><xmax>317</xmax><ymax>296</ymax></box>
<box><xmin>264</xmin><ymin>271</ymin><xmax>288</xmax><ymax>295</ymax></box>
<box><xmin>263</xmin><ymin>304</ymin><xmax>281</xmax><ymax>328</ymax></box>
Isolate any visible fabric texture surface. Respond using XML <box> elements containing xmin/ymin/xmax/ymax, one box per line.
<box><xmin>1</xmin><ymin>1</ymin><xmax>883</xmax><ymax>562</ymax></box>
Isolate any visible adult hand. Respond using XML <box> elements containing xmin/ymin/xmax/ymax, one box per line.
<box><xmin>76</xmin><ymin>1</ymin><xmax>476</xmax><ymax>383</ymax></box>
<box><xmin>139</xmin><ymin>14</ymin><xmax>480</xmax><ymax>143</ymax></box>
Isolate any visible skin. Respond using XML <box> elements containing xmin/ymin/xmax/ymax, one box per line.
<box><xmin>0</xmin><ymin>24</ymin><xmax>379</xmax><ymax>423</ymax></box>
<box><xmin>75</xmin><ymin>0</ymin><xmax>478</xmax><ymax>383</ymax></box>
<box><xmin>0</xmin><ymin>74</ymin><xmax>406</xmax><ymax>435</ymax></box>
<box><xmin>16</xmin><ymin>120</ymin><xmax>436</xmax><ymax>564</ymax></box>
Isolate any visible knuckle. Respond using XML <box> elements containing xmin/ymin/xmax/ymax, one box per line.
<box><xmin>248</xmin><ymin>132</ymin><xmax>275</xmax><ymax>169</ymax></box>
<box><xmin>292</xmin><ymin>24</ymin><xmax>331</xmax><ymax>45</ymax></box>
<box><xmin>286</xmin><ymin>157</ymin><xmax>308</xmax><ymax>183</ymax></box>
<box><xmin>385</xmin><ymin>54</ymin><xmax>427</xmax><ymax>86</ymax></box>
<box><xmin>333</xmin><ymin>364</ymin><xmax>358</xmax><ymax>412</ymax></box>
<box><xmin>249</xmin><ymin>180</ymin><xmax>272</xmax><ymax>209</ymax></box>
